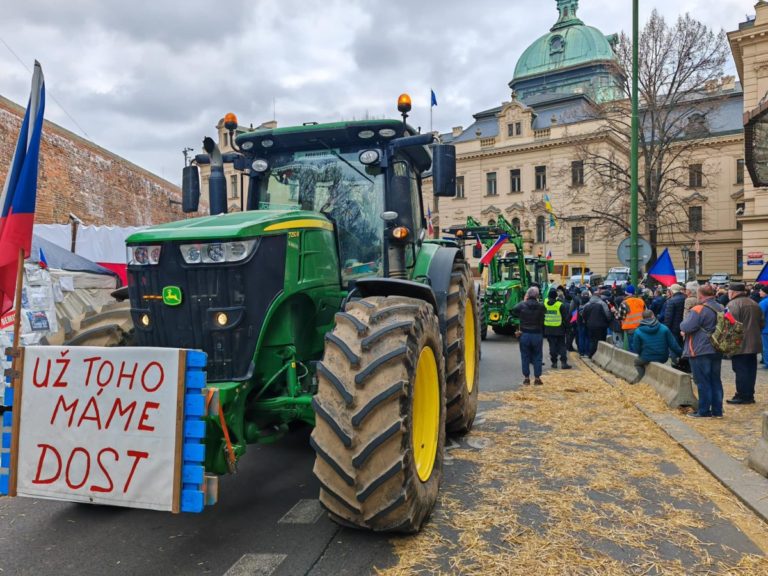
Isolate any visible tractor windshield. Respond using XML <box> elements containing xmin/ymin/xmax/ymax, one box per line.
<box><xmin>255</xmin><ymin>148</ymin><xmax>385</xmax><ymax>282</ymax></box>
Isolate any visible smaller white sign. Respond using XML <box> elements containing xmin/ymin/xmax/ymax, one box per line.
<box><xmin>15</xmin><ymin>346</ymin><xmax>184</xmax><ymax>511</ymax></box>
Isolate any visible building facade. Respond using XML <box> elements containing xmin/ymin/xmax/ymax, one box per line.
<box><xmin>427</xmin><ymin>0</ymin><xmax>750</xmax><ymax>280</ymax></box>
<box><xmin>729</xmin><ymin>1</ymin><xmax>768</xmax><ymax>281</ymax></box>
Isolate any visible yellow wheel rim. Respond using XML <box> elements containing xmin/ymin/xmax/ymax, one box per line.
<box><xmin>464</xmin><ymin>302</ymin><xmax>477</xmax><ymax>394</ymax></box>
<box><xmin>413</xmin><ymin>346</ymin><xmax>440</xmax><ymax>483</ymax></box>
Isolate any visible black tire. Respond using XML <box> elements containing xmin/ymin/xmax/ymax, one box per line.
<box><xmin>444</xmin><ymin>260</ymin><xmax>480</xmax><ymax>435</ymax></box>
<box><xmin>492</xmin><ymin>324</ymin><xmax>517</xmax><ymax>336</ymax></box>
<box><xmin>480</xmin><ymin>316</ymin><xmax>488</xmax><ymax>341</ymax></box>
<box><xmin>311</xmin><ymin>296</ymin><xmax>446</xmax><ymax>533</ymax></box>
<box><xmin>61</xmin><ymin>303</ymin><xmax>134</xmax><ymax>347</ymax></box>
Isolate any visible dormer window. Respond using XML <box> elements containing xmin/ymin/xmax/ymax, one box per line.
<box><xmin>550</xmin><ymin>35</ymin><xmax>565</xmax><ymax>54</ymax></box>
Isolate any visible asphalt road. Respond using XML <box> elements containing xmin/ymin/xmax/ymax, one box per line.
<box><xmin>8</xmin><ymin>333</ymin><xmax>762</xmax><ymax>575</ymax></box>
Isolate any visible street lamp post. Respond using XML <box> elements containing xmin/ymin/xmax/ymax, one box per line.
<box><xmin>681</xmin><ymin>245</ymin><xmax>690</xmax><ymax>284</ymax></box>
<box><xmin>630</xmin><ymin>0</ymin><xmax>640</xmax><ymax>287</ymax></box>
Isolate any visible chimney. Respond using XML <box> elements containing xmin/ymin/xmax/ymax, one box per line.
<box><xmin>452</xmin><ymin>126</ymin><xmax>463</xmax><ymax>137</ymax></box>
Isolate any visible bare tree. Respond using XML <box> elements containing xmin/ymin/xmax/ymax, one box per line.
<box><xmin>564</xmin><ymin>10</ymin><xmax>730</xmax><ymax>265</ymax></box>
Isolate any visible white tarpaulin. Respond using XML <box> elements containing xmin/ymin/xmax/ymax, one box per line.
<box><xmin>34</xmin><ymin>224</ymin><xmax>146</xmax><ymax>265</ymax></box>
<box><xmin>15</xmin><ymin>346</ymin><xmax>184</xmax><ymax>511</ymax></box>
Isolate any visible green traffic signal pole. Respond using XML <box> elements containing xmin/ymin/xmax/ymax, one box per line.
<box><xmin>630</xmin><ymin>0</ymin><xmax>639</xmax><ymax>286</ymax></box>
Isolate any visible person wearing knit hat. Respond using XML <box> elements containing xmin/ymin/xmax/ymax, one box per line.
<box><xmin>625</xmin><ymin>285</ymin><xmax>636</xmax><ymax>295</ymax></box>
<box><xmin>619</xmin><ymin>283</ymin><xmax>646</xmax><ymax>351</ymax></box>
<box><xmin>669</xmin><ymin>284</ymin><xmax>684</xmax><ymax>293</ymax></box>
<box><xmin>664</xmin><ymin>283</ymin><xmax>687</xmax><ymax>351</ymax></box>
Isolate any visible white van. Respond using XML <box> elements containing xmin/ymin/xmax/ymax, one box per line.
<box><xmin>605</xmin><ymin>267</ymin><xmax>630</xmax><ymax>287</ymax></box>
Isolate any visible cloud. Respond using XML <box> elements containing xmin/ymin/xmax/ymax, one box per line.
<box><xmin>0</xmin><ymin>0</ymin><xmax>753</xmax><ymax>184</ymax></box>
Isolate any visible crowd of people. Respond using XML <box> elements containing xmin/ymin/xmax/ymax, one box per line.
<box><xmin>509</xmin><ymin>278</ymin><xmax>768</xmax><ymax>419</ymax></box>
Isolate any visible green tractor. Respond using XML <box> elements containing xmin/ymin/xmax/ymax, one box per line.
<box><xmin>445</xmin><ymin>215</ymin><xmax>551</xmax><ymax>337</ymax></box>
<box><xmin>118</xmin><ymin>103</ymin><xmax>480</xmax><ymax>532</ymax></box>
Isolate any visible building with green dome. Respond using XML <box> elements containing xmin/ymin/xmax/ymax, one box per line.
<box><xmin>510</xmin><ymin>0</ymin><xmax>623</xmax><ymax>104</ymax></box>
<box><xmin>427</xmin><ymin>0</ymin><xmax>747</xmax><ymax>283</ymax></box>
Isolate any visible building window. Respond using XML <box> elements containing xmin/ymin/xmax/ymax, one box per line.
<box><xmin>510</xmin><ymin>169</ymin><xmax>521</xmax><ymax>193</ymax></box>
<box><xmin>571</xmin><ymin>226</ymin><xmax>586</xmax><ymax>254</ymax></box>
<box><xmin>686</xmin><ymin>113</ymin><xmax>708</xmax><ymax>137</ymax></box>
<box><xmin>737</xmin><ymin>158</ymin><xmax>745</xmax><ymax>185</ymax></box>
<box><xmin>689</xmin><ymin>164</ymin><xmax>703</xmax><ymax>188</ymax></box>
<box><xmin>456</xmin><ymin>176</ymin><xmax>465</xmax><ymax>198</ymax></box>
<box><xmin>736</xmin><ymin>202</ymin><xmax>745</xmax><ymax>230</ymax></box>
<box><xmin>507</xmin><ymin>123</ymin><xmax>514</xmax><ymax>137</ymax></box>
<box><xmin>486</xmin><ymin>172</ymin><xmax>497</xmax><ymax>196</ymax></box>
<box><xmin>737</xmin><ymin>249</ymin><xmax>743</xmax><ymax>276</ymax></box>
<box><xmin>571</xmin><ymin>160</ymin><xmax>584</xmax><ymax>186</ymax></box>
<box><xmin>515</xmin><ymin>122</ymin><xmax>522</xmax><ymax>136</ymax></box>
<box><xmin>535</xmin><ymin>166</ymin><xmax>547</xmax><ymax>190</ymax></box>
<box><xmin>688</xmin><ymin>206</ymin><xmax>703</xmax><ymax>232</ymax></box>
<box><xmin>536</xmin><ymin>216</ymin><xmax>546</xmax><ymax>243</ymax></box>
<box><xmin>230</xmin><ymin>174</ymin><xmax>239</xmax><ymax>199</ymax></box>
<box><xmin>512</xmin><ymin>217</ymin><xmax>521</xmax><ymax>231</ymax></box>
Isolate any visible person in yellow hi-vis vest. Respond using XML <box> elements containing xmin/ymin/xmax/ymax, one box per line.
<box><xmin>544</xmin><ymin>290</ymin><xmax>572</xmax><ymax>369</ymax></box>
<box><xmin>619</xmin><ymin>285</ymin><xmax>646</xmax><ymax>352</ymax></box>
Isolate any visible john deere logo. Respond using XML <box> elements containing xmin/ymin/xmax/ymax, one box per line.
<box><xmin>162</xmin><ymin>286</ymin><xmax>182</xmax><ymax>306</ymax></box>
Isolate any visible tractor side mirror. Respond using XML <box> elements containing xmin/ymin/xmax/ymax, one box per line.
<box><xmin>209</xmin><ymin>166</ymin><xmax>228</xmax><ymax>215</ymax></box>
<box><xmin>182</xmin><ymin>165</ymin><xmax>201</xmax><ymax>213</ymax></box>
<box><xmin>472</xmin><ymin>245</ymin><xmax>482</xmax><ymax>259</ymax></box>
<box><xmin>431</xmin><ymin>144</ymin><xmax>456</xmax><ymax>197</ymax></box>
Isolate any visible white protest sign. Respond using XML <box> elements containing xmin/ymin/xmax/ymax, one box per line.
<box><xmin>14</xmin><ymin>346</ymin><xmax>185</xmax><ymax>511</ymax></box>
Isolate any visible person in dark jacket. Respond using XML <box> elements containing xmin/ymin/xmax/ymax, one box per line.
<box><xmin>511</xmin><ymin>287</ymin><xmax>546</xmax><ymax>385</ymax></box>
<box><xmin>582</xmin><ymin>293</ymin><xmax>612</xmax><ymax>358</ymax></box>
<box><xmin>632</xmin><ymin>310</ymin><xmax>682</xmax><ymax>379</ymax></box>
<box><xmin>544</xmin><ymin>290</ymin><xmax>572</xmax><ymax>370</ymax></box>
<box><xmin>680</xmin><ymin>284</ymin><xmax>724</xmax><ymax>418</ymax></box>
<box><xmin>576</xmin><ymin>290</ymin><xmax>591</xmax><ymax>356</ymax></box>
<box><xmin>726</xmin><ymin>282</ymin><xmax>765</xmax><ymax>405</ymax></box>
<box><xmin>650</xmin><ymin>288</ymin><xmax>666</xmax><ymax>318</ymax></box>
<box><xmin>663</xmin><ymin>284</ymin><xmax>686</xmax><ymax>346</ymax></box>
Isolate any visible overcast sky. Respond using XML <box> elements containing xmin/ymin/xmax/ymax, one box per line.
<box><xmin>0</xmin><ymin>0</ymin><xmax>754</xmax><ymax>184</ymax></box>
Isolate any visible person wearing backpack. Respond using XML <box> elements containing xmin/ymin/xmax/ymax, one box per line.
<box><xmin>680</xmin><ymin>284</ymin><xmax>725</xmax><ymax>418</ymax></box>
<box><xmin>725</xmin><ymin>282</ymin><xmax>765</xmax><ymax>405</ymax></box>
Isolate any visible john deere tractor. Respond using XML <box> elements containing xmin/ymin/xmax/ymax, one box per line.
<box><xmin>118</xmin><ymin>101</ymin><xmax>480</xmax><ymax>532</ymax></box>
<box><xmin>445</xmin><ymin>215</ymin><xmax>551</xmax><ymax>337</ymax></box>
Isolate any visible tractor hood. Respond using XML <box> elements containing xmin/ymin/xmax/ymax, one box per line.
<box><xmin>486</xmin><ymin>280</ymin><xmax>521</xmax><ymax>293</ymax></box>
<box><xmin>126</xmin><ymin>210</ymin><xmax>333</xmax><ymax>243</ymax></box>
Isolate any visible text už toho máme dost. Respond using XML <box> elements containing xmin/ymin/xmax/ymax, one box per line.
<box><xmin>16</xmin><ymin>347</ymin><xmax>184</xmax><ymax>511</ymax></box>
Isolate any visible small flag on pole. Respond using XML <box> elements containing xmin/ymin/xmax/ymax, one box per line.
<box><xmin>427</xmin><ymin>207</ymin><xmax>435</xmax><ymax>237</ymax></box>
<box><xmin>479</xmin><ymin>234</ymin><xmax>509</xmax><ymax>266</ymax></box>
<box><xmin>0</xmin><ymin>61</ymin><xmax>45</xmax><ymax>315</ymax></box>
<box><xmin>544</xmin><ymin>194</ymin><xmax>556</xmax><ymax>228</ymax></box>
<box><xmin>756</xmin><ymin>261</ymin><xmax>768</xmax><ymax>286</ymax></box>
<box><xmin>431</xmin><ymin>89</ymin><xmax>437</xmax><ymax>107</ymax></box>
<box><xmin>475</xmin><ymin>235</ymin><xmax>482</xmax><ymax>250</ymax></box>
<box><xmin>546</xmin><ymin>250</ymin><xmax>553</xmax><ymax>261</ymax></box>
<box><xmin>648</xmin><ymin>248</ymin><xmax>676</xmax><ymax>287</ymax></box>
<box><xmin>39</xmin><ymin>247</ymin><xmax>48</xmax><ymax>269</ymax></box>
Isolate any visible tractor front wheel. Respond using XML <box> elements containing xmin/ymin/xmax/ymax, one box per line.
<box><xmin>311</xmin><ymin>296</ymin><xmax>446</xmax><ymax>532</ymax></box>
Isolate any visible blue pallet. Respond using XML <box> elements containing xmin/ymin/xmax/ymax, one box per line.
<box><xmin>180</xmin><ymin>349</ymin><xmax>208</xmax><ymax>513</ymax></box>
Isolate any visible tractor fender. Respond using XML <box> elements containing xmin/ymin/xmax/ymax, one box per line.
<box><xmin>352</xmin><ymin>278</ymin><xmax>438</xmax><ymax>314</ymax></box>
<box><xmin>426</xmin><ymin>246</ymin><xmax>463</xmax><ymax>336</ymax></box>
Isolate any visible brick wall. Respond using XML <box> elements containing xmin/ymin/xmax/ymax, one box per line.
<box><xmin>0</xmin><ymin>94</ymin><xmax>186</xmax><ymax>227</ymax></box>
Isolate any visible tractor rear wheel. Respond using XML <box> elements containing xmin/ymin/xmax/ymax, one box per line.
<box><xmin>311</xmin><ymin>296</ymin><xmax>446</xmax><ymax>532</ymax></box>
<box><xmin>444</xmin><ymin>260</ymin><xmax>480</xmax><ymax>435</ymax></box>
<box><xmin>42</xmin><ymin>302</ymin><xmax>134</xmax><ymax>347</ymax></box>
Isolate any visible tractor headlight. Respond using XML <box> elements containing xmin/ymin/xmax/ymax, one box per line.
<box><xmin>180</xmin><ymin>239</ymin><xmax>257</xmax><ymax>264</ymax></box>
<box><xmin>127</xmin><ymin>245</ymin><xmax>162</xmax><ymax>266</ymax></box>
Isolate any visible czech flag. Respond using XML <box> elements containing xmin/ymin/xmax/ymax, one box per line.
<box><xmin>479</xmin><ymin>234</ymin><xmax>508</xmax><ymax>266</ymax></box>
<box><xmin>570</xmin><ymin>309</ymin><xmax>578</xmax><ymax>324</ymax></box>
<box><xmin>427</xmin><ymin>207</ymin><xmax>435</xmax><ymax>237</ymax></box>
<box><xmin>431</xmin><ymin>89</ymin><xmax>437</xmax><ymax>107</ymax></box>
<box><xmin>648</xmin><ymin>247</ymin><xmax>676</xmax><ymax>287</ymax></box>
<box><xmin>475</xmin><ymin>235</ymin><xmax>482</xmax><ymax>250</ymax></box>
<box><xmin>757</xmin><ymin>261</ymin><xmax>768</xmax><ymax>286</ymax></box>
<box><xmin>0</xmin><ymin>61</ymin><xmax>45</xmax><ymax>315</ymax></box>
<box><xmin>546</xmin><ymin>250</ymin><xmax>553</xmax><ymax>261</ymax></box>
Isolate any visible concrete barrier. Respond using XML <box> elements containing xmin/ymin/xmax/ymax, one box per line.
<box><xmin>748</xmin><ymin>413</ymin><xmax>768</xmax><ymax>478</ymax></box>
<box><xmin>642</xmin><ymin>361</ymin><xmax>698</xmax><ymax>410</ymax></box>
<box><xmin>606</xmin><ymin>346</ymin><xmax>643</xmax><ymax>384</ymax></box>
<box><xmin>592</xmin><ymin>341</ymin><xmax>614</xmax><ymax>370</ymax></box>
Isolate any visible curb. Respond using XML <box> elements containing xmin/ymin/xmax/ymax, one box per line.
<box><xmin>582</xmin><ymin>357</ymin><xmax>768</xmax><ymax>526</ymax></box>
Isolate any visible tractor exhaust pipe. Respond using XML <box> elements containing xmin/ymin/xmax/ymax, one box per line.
<box><xmin>203</xmin><ymin>136</ymin><xmax>227</xmax><ymax>215</ymax></box>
